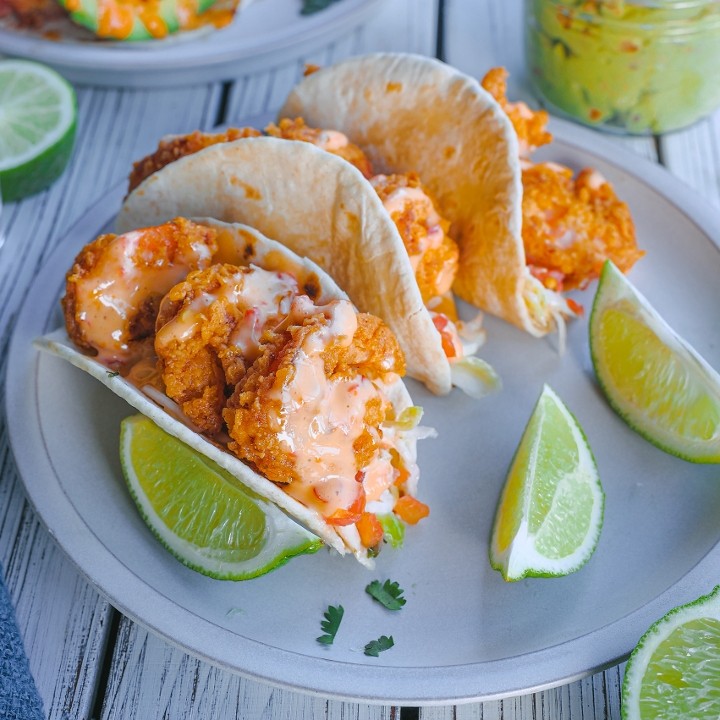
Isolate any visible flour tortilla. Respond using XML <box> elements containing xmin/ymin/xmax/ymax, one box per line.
<box><xmin>118</xmin><ymin>136</ymin><xmax>453</xmax><ymax>394</ymax></box>
<box><xmin>36</xmin><ymin>219</ymin><xmax>418</xmax><ymax>566</ymax></box>
<box><xmin>280</xmin><ymin>52</ymin><xmax>557</xmax><ymax>336</ymax></box>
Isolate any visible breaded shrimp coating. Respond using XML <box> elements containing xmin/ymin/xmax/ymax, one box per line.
<box><xmin>522</xmin><ymin>163</ymin><xmax>643</xmax><ymax>291</ymax></box>
<box><xmin>265</xmin><ymin>118</ymin><xmax>374</xmax><ymax>178</ymax></box>
<box><xmin>128</xmin><ymin>127</ymin><xmax>262</xmax><ymax>192</ymax></box>
<box><xmin>155</xmin><ymin>263</ymin><xmax>300</xmax><ymax>435</ymax></box>
<box><xmin>481</xmin><ymin>67</ymin><xmax>552</xmax><ymax>158</ymax></box>
<box><xmin>223</xmin><ymin>307</ymin><xmax>404</xmax><ymax>491</ymax></box>
<box><xmin>63</xmin><ymin>218</ymin><xmax>218</xmax><ymax>365</ymax></box>
<box><xmin>371</xmin><ymin>173</ymin><xmax>459</xmax><ymax>303</ymax></box>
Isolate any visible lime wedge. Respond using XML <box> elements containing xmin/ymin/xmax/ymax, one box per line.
<box><xmin>590</xmin><ymin>261</ymin><xmax>720</xmax><ymax>463</ymax></box>
<box><xmin>120</xmin><ymin>415</ymin><xmax>322</xmax><ymax>580</ymax></box>
<box><xmin>0</xmin><ymin>60</ymin><xmax>77</xmax><ymax>203</ymax></box>
<box><xmin>489</xmin><ymin>384</ymin><xmax>604</xmax><ymax>582</ymax></box>
<box><xmin>622</xmin><ymin>585</ymin><xmax>720</xmax><ymax>720</ymax></box>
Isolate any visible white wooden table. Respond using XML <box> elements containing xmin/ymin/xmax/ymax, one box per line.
<box><xmin>1</xmin><ymin>1</ymin><xmax>718</xmax><ymax>718</ymax></box>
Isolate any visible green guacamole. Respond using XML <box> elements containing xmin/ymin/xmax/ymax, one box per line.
<box><xmin>525</xmin><ymin>0</ymin><xmax>720</xmax><ymax>134</ymax></box>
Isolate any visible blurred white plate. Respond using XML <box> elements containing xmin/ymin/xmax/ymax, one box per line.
<box><xmin>0</xmin><ymin>0</ymin><xmax>383</xmax><ymax>87</ymax></box>
<box><xmin>6</xmin><ymin>119</ymin><xmax>720</xmax><ymax>704</ymax></box>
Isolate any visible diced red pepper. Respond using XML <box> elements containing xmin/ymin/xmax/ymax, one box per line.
<box><xmin>566</xmin><ymin>297</ymin><xmax>584</xmax><ymax>316</ymax></box>
<box><xmin>393</xmin><ymin>495</ymin><xmax>429</xmax><ymax>525</ymax></box>
<box><xmin>432</xmin><ymin>314</ymin><xmax>458</xmax><ymax>359</ymax></box>
<box><xmin>356</xmin><ymin>512</ymin><xmax>384</xmax><ymax>548</ymax></box>
<box><xmin>325</xmin><ymin>486</ymin><xmax>366</xmax><ymax>526</ymax></box>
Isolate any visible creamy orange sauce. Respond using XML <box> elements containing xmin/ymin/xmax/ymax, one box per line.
<box><xmin>155</xmin><ymin>265</ymin><xmax>298</xmax><ymax>359</ymax></box>
<box><xmin>315</xmin><ymin>130</ymin><xmax>349</xmax><ymax>152</ymax></box>
<box><xmin>74</xmin><ymin>231</ymin><xmax>212</xmax><ymax>364</ymax></box>
<box><xmin>266</xmin><ymin>299</ymin><xmax>392</xmax><ymax>517</ymax></box>
<box><xmin>380</xmin><ymin>185</ymin><xmax>445</xmax><ymax>272</ymax></box>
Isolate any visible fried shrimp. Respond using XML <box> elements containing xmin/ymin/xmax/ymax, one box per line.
<box><xmin>371</xmin><ymin>173</ymin><xmax>459</xmax><ymax>303</ymax></box>
<box><xmin>482</xmin><ymin>67</ymin><xmax>644</xmax><ymax>291</ymax></box>
<box><xmin>481</xmin><ymin>67</ymin><xmax>552</xmax><ymax>157</ymax></box>
<box><xmin>128</xmin><ymin>127</ymin><xmax>263</xmax><ymax>193</ymax></box>
<box><xmin>265</xmin><ymin>117</ymin><xmax>374</xmax><ymax>178</ymax></box>
<box><xmin>224</xmin><ymin>300</ymin><xmax>406</xmax><ymax>522</ymax></box>
<box><xmin>522</xmin><ymin>163</ymin><xmax>643</xmax><ymax>291</ymax></box>
<box><xmin>154</xmin><ymin>263</ymin><xmax>300</xmax><ymax>435</ymax></box>
<box><xmin>62</xmin><ymin>218</ymin><xmax>218</xmax><ymax>365</ymax></box>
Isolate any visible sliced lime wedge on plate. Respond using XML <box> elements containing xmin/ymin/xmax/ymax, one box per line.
<box><xmin>590</xmin><ymin>260</ymin><xmax>720</xmax><ymax>463</ymax></box>
<box><xmin>0</xmin><ymin>60</ymin><xmax>77</xmax><ymax>203</ymax></box>
<box><xmin>120</xmin><ymin>414</ymin><xmax>322</xmax><ymax>580</ymax></box>
<box><xmin>489</xmin><ymin>384</ymin><xmax>604</xmax><ymax>582</ymax></box>
<box><xmin>622</xmin><ymin>585</ymin><xmax>720</xmax><ymax>719</ymax></box>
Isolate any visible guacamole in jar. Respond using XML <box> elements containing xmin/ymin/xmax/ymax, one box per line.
<box><xmin>525</xmin><ymin>0</ymin><xmax>720</xmax><ymax>134</ymax></box>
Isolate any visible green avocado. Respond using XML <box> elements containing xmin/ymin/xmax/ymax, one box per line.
<box><xmin>525</xmin><ymin>0</ymin><xmax>720</xmax><ymax>134</ymax></box>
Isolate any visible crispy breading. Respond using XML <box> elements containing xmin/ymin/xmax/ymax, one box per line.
<box><xmin>265</xmin><ymin>118</ymin><xmax>374</xmax><ymax>178</ymax></box>
<box><xmin>128</xmin><ymin>127</ymin><xmax>262</xmax><ymax>193</ymax></box>
<box><xmin>481</xmin><ymin>67</ymin><xmax>552</xmax><ymax>157</ymax></box>
<box><xmin>522</xmin><ymin>162</ymin><xmax>643</xmax><ymax>290</ymax></box>
<box><xmin>154</xmin><ymin>263</ymin><xmax>297</xmax><ymax>435</ymax></box>
<box><xmin>62</xmin><ymin>218</ymin><xmax>218</xmax><ymax>362</ymax></box>
<box><xmin>224</xmin><ymin>312</ymin><xmax>403</xmax><ymax>486</ymax></box>
<box><xmin>371</xmin><ymin>173</ymin><xmax>459</xmax><ymax>302</ymax></box>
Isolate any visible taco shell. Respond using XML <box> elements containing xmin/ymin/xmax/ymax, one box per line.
<box><xmin>37</xmin><ymin>219</ymin><xmax>420</xmax><ymax>566</ymax></box>
<box><xmin>279</xmin><ymin>52</ymin><xmax>557</xmax><ymax>336</ymax></box>
<box><xmin>118</xmin><ymin>136</ymin><xmax>453</xmax><ymax>393</ymax></box>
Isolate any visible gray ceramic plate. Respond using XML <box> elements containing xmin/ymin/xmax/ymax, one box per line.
<box><xmin>6</xmin><ymin>118</ymin><xmax>720</xmax><ymax>704</ymax></box>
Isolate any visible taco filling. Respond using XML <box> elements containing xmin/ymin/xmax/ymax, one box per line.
<box><xmin>128</xmin><ymin>119</ymin><xmax>484</xmax><ymax>367</ymax></box>
<box><xmin>61</xmin><ymin>218</ymin><xmax>426</xmax><ymax>555</ymax></box>
<box><xmin>482</xmin><ymin>67</ymin><xmax>644</xmax><ymax>296</ymax></box>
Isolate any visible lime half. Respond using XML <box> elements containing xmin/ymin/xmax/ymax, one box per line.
<box><xmin>622</xmin><ymin>585</ymin><xmax>720</xmax><ymax>720</ymax></box>
<box><xmin>0</xmin><ymin>60</ymin><xmax>77</xmax><ymax>203</ymax></box>
<box><xmin>489</xmin><ymin>384</ymin><xmax>604</xmax><ymax>582</ymax></box>
<box><xmin>590</xmin><ymin>261</ymin><xmax>720</xmax><ymax>463</ymax></box>
<box><xmin>120</xmin><ymin>415</ymin><xmax>322</xmax><ymax>580</ymax></box>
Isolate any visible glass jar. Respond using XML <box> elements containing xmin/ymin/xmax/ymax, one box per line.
<box><xmin>525</xmin><ymin>0</ymin><xmax>720</xmax><ymax>134</ymax></box>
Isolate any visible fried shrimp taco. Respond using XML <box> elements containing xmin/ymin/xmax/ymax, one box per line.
<box><xmin>37</xmin><ymin>217</ymin><xmax>429</xmax><ymax>567</ymax></box>
<box><xmin>277</xmin><ymin>52</ymin><xmax>578</xmax><ymax>338</ymax></box>
<box><xmin>120</xmin><ymin>136</ymin><xmax>498</xmax><ymax>396</ymax></box>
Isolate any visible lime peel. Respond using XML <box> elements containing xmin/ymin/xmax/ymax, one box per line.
<box><xmin>120</xmin><ymin>414</ymin><xmax>322</xmax><ymax>581</ymax></box>
<box><xmin>490</xmin><ymin>384</ymin><xmax>604</xmax><ymax>582</ymax></box>
<box><xmin>0</xmin><ymin>60</ymin><xmax>77</xmax><ymax>202</ymax></box>
<box><xmin>622</xmin><ymin>585</ymin><xmax>720</xmax><ymax>720</ymax></box>
<box><xmin>590</xmin><ymin>260</ymin><xmax>720</xmax><ymax>463</ymax></box>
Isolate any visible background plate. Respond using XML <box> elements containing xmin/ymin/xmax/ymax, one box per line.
<box><xmin>0</xmin><ymin>0</ymin><xmax>383</xmax><ymax>87</ymax></box>
<box><xmin>6</xmin><ymin>119</ymin><xmax>720</xmax><ymax>705</ymax></box>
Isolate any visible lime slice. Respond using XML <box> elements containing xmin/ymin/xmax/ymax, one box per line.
<box><xmin>590</xmin><ymin>260</ymin><xmax>720</xmax><ymax>463</ymax></box>
<box><xmin>622</xmin><ymin>585</ymin><xmax>720</xmax><ymax>720</ymax></box>
<box><xmin>489</xmin><ymin>384</ymin><xmax>604</xmax><ymax>582</ymax></box>
<box><xmin>0</xmin><ymin>60</ymin><xmax>77</xmax><ymax>203</ymax></box>
<box><xmin>120</xmin><ymin>414</ymin><xmax>322</xmax><ymax>580</ymax></box>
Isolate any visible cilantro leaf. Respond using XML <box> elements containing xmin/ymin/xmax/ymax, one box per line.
<box><xmin>106</xmin><ymin>370</ymin><xmax>120</xmax><ymax>378</ymax></box>
<box><xmin>316</xmin><ymin>604</ymin><xmax>344</xmax><ymax>645</ymax></box>
<box><xmin>300</xmin><ymin>0</ymin><xmax>341</xmax><ymax>15</ymax></box>
<box><xmin>365</xmin><ymin>579</ymin><xmax>406</xmax><ymax>611</ymax></box>
<box><xmin>364</xmin><ymin>635</ymin><xmax>394</xmax><ymax>657</ymax></box>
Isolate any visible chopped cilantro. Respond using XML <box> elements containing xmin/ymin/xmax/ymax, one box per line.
<box><xmin>301</xmin><ymin>0</ymin><xmax>341</xmax><ymax>15</ymax></box>
<box><xmin>364</xmin><ymin>635</ymin><xmax>394</xmax><ymax>657</ymax></box>
<box><xmin>106</xmin><ymin>370</ymin><xmax>120</xmax><ymax>378</ymax></box>
<box><xmin>316</xmin><ymin>604</ymin><xmax>344</xmax><ymax>645</ymax></box>
<box><xmin>365</xmin><ymin>579</ymin><xmax>406</xmax><ymax>611</ymax></box>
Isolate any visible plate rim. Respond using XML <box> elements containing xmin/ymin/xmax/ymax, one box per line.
<box><xmin>5</xmin><ymin>118</ymin><xmax>720</xmax><ymax>705</ymax></box>
<box><xmin>0</xmin><ymin>0</ymin><xmax>386</xmax><ymax>87</ymax></box>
